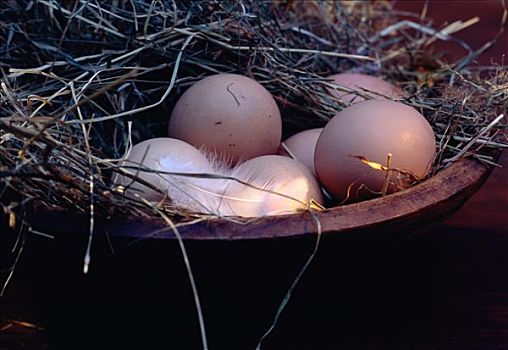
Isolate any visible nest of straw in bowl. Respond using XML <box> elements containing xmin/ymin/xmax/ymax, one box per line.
<box><xmin>1</xmin><ymin>1</ymin><xmax>507</xmax><ymax>226</ymax></box>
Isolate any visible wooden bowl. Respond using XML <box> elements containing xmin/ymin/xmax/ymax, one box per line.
<box><xmin>32</xmin><ymin>156</ymin><xmax>497</xmax><ymax>240</ymax></box>
<box><xmin>7</xmin><ymin>156</ymin><xmax>498</xmax><ymax>349</ymax></box>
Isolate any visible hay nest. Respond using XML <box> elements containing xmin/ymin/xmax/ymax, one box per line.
<box><xmin>1</xmin><ymin>0</ymin><xmax>507</xmax><ymax>223</ymax></box>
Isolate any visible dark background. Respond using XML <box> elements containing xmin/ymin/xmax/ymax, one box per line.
<box><xmin>1</xmin><ymin>1</ymin><xmax>507</xmax><ymax>350</ymax></box>
<box><xmin>394</xmin><ymin>1</ymin><xmax>507</xmax><ymax>232</ymax></box>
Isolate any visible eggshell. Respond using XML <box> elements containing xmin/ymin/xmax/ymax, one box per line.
<box><xmin>279</xmin><ymin>128</ymin><xmax>322</xmax><ymax>175</ymax></box>
<box><xmin>115</xmin><ymin>138</ymin><xmax>212</xmax><ymax>202</ymax></box>
<box><xmin>222</xmin><ymin>155</ymin><xmax>323</xmax><ymax>217</ymax></box>
<box><xmin>314</xmin><ymin>100</ymin><xmax>436</xmax><ymax>202</ymax></box>
<box><xmin>169</xmin><ymin>74</ymin><xmax>282</xmax><ymax>164</ymax></box>
<box><xmin>328</xmin><ymin>73</ymin><xmax>404</xmax><ymax>104</ymax></box>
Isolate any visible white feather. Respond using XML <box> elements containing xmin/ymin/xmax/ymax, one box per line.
<box><xmin>218</xmin><ymin>156</ymin><xmax>323</xmax><ymax>217</ymax></box>
<box><xmin>158</xmin><ymin>152</ymin><xmax>230</xmax><ymax>215</ymax></box>
<box><xmin>160</xmin><ymin>152</ymin><xmax>322</xmax><ymax>218</ymax></box>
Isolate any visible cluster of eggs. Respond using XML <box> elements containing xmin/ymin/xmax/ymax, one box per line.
<box><xmin>116</xmin><ymin>73</ymin><xmax>436</xmax><ymax>217</ymax></box>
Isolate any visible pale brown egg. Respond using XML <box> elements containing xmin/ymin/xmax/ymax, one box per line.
<box><xmin>279</xmin><ymin>128</ymin><xmax>323</xmax><ymax>175</ymax></box>
<box><xmin>314</xmin><ymin>100</ymin><xmax>436</xmax><ymax>203</ymax></box>
<box><xmin>222</xmin><ymin>155</ymin><xmax>323</xmax><ymax>217</ymax></box>
<box><xmin>168</xmin><ymin>74</ymin><xmax>282</xmax><ymax>164</ymax></box>
<box><xmin>328</xmin><ymin>73</ymin><xmax>404</xmax><ymax>104</ymax></box>
<box><xmin>115</xmin><ymin>138</ymin><xmax>211</xmax><ymax>202</ymax></box>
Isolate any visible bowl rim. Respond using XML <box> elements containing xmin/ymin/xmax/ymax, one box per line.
<box><xmin>84</xmin><ymin>156</ymin><xmax>492</xmax><ymax>241</ymax></box>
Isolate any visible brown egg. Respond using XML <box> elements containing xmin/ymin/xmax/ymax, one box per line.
<box><xmin>314</xmin><ymin>100</ymin><xmax>436</xmax><ymax>202</ymax></box>
<box><xmin>222</xmin><ymin>155</ymin><xmax>323</xmax><ymax>217</ymax></box>
<box><xmin>328</xmin><ymin>73</ymin><xmax>404</xmax><ymax>104</ymax></box>
<box><xmin>169</xmin><ymin>74</ymin><xmax>282</xmax><ymax>164</ymax></box>
<box><xmin>279</xmin><ymin>128</ymin><xmax>322</xmax><ymax>175</ymax></box>
<box><xmin>115</xmin><ymin>138</ymin><xmax>211</xmax><ymax>202</ymax></box>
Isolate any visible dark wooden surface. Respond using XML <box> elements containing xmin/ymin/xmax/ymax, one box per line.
<box><xmin>1</xmin><ymin>1</ymin><xmax>507</xmax><ymax>350</ymax></box>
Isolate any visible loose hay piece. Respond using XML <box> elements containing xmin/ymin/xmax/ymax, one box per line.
<box><xmin>1</xmin><ymin>0</ymin><xmax>507</xmax><ymax>222</ymax></box>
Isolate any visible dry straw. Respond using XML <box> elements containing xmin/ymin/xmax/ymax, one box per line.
<box><xmin>1</xmin><ymin>2</ymin><xmax>507</xmax><ymax>348</ymax></box>
<box><xmin>1</xmin><ymin>0</ymin><xmax>507</xmax><ymax>225</ymax></box>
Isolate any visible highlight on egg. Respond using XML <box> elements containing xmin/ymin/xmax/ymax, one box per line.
<box><xmin>220</xmin><ymin>155</ymin><xmax>323</xmax><ymax>217</ymax></box>
<box><xmin>314</xmin><ymin>100</ymin><xmax>436</xmax><ymax>203</ymax></box>
<box><xmin>168</xmin><ymin>73</ymin><xmax>282</xmax><ymax>164</ymax></box>
<box><xmin>327</xmin><ymin>72</ymin><xmax>404</xmax><ymax>104</ymax></box>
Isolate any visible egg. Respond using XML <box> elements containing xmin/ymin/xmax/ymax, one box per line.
<box><xmin>279</xmin><ymin>128</ymin><xmax>322</xmax><ymax>175</ymax></box>
<box><xmin>221</xmin><ymin>155</ymin><xmax>323</xmax><ymax>217</ymax></box>
<box><xmin>328</xmin><ymin>73</ymin><xmax>404</xmax><ymax>104</ymax></box>
<box><xmin>115</xmin><ymin>138</ymin><xmax>212</xmax><ymax>203</ymax></box>
<box><xmin>314</xmin><ymin>100</ymin><xmax>436</xmax><ymax>202</ymax></box>
<box><xmin>169</xmin><ymin>74</ymin><xmax>282</xmax><ymax>164</ymax></box>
